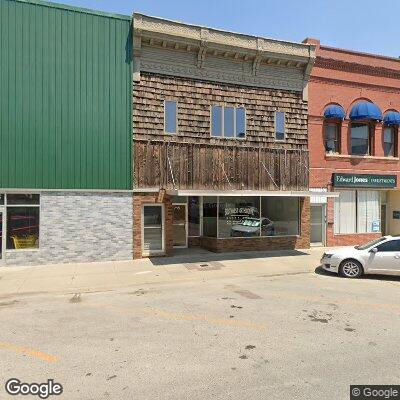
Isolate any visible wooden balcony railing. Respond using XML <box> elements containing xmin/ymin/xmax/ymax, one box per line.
<box><xmin>134</xmin><ymin>139</ymin><xmax>309</xmax><ymax>191</ymax></box>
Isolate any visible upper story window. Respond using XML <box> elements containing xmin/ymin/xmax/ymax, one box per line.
<box><xmin>324</xmin><ymin>123</ymin><xmax>340</xmax><ymax>153</ymax></box>
<box><xmin>211</xmin><ymin>106</ymin><xmax>246</xmax><ymax>138</ymax></box>
<box><xmin>323</xmin><ymin>104</ymin><xmax>345</xmax><ymax>153</ymax></box>
<box><xmin>383</xmin><ymin>127</ymin><xmax>395</xmax><ymax>157</ymax></box>
<box><xmin>275</xmin><ymin>111</ymin><xmax>285</xmax><ymax>141</ymax></box>
<box><xmin>351</xmin><ymin>123</ymin><xmax>371</xmax><ymax>155</ymax></box>
<box><xmin>164</xmin><ymin>100</ymin><xmax>177</xmax><ymax>134</ymax></box>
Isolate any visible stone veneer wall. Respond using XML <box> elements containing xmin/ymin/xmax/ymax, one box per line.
<box><xmin>5</xmin><ymin>192</ymin><xmax>133</xmax><ymax>266</ymax></box>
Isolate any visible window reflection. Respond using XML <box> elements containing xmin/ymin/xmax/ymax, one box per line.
<box><xmin>7</xmin><ymin>207</ymin><xmax>40</xmax><ymax>249</ymax></box>
<box><xmin>275</xmin><ymin>111</ymin><xmax>285</xmax><ymax>141</ymax></box>
<box><xmin>325</xmin><ymin>123</ymin><xmax>340</xmax><ymax>153</ymax></box>
<box><xmin>260</xmin><ymin>197</ymin><xmax>299</xmax><ymax>236</ymax></box>
<box><xmin>202</xmin><ymin>197</ymin><xmax>217</xmax><ymax>237</ymax></box>
<box><xmin>224</xmin><ymin>107</ymin><xmax>235</xmax><ymax>137</ymax></box>
<box><xmin>188</xmin><ymin>197</ymin><xmax>200</xmax><ymax>237</ymax></box>
<box><xmin>218</xmin><ymin>197</ymin><xmax>260</xmax><ymax>238</ymax></box>
<box><xmin>351</xmin><ymin>124</ymin><xmax>369</xmax><ymax>155</ymax></box>
<box><xmin>384</xmin><ymin>127</ymin><xmax>394</xmax><ymax>157</ymax></box>
<box><xmin>164</xmin><ymin>100</ymin><xmax>177</xmax><ymax>134</ymax></box>
<box><xmin>211</xmin><ymin>106</ymin><xmax>223</xmax><ymax>137</ymax></box>
<box><xmin>236</xmin><ymin>107</ymin><xmax>246</xmax><ymax>138</ymax></box>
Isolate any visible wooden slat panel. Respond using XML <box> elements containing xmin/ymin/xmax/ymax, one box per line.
<box><xmin>133</xmin><ymin>139</ymin><xmax>309</xmax><ymax>190</ymax></box>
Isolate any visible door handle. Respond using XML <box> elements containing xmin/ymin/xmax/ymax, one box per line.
<box><xmin>395</xmin><ymin>255</ymin><xmax>400</xmax><ymax>259</ymax></box>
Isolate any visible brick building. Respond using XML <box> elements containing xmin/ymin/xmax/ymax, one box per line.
<box><xmin>132</xmin><ymin>14</ymin><xmax>323</xmax><ymax>258</ymax></box>
<box><xmin>304</xmin><ymin>38</ymin><xmax>400</xmax><ymax>247</ymax></box>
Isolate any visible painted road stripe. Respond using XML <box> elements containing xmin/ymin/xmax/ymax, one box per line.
<box><xmin>105</xmin><ymin>305</ymin><xmax>265</xmax><ymax>331</ymax></box>
<box><xmin>134</xmin><ymin>271</ymin><xmax>153</xmax><ymax>275</ymax></box>
<box><xmin>0</xmin><ymin>342</ymin><xmax>58</xmax><ymax>363</ymax></box>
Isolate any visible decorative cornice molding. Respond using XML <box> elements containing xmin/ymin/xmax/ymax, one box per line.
<box><xmin>315</xmin><ymin>57</ymin><xmax>400</xmax><ymax>79</ymax></box>
<box><xmin>133</xmin><ymin>13</ymin><xmax>315</xmax><ymax>61</ymax></box>
<box><xmin>132</xmin><ymin>13</ymin><xmax>315</xmax><ymax>95</ymax></box>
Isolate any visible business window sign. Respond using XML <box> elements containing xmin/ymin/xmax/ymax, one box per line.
<box><xmin>333</xmin><ymin>173</ymin><xmax>397</xmax><ymax>188</ymax></box>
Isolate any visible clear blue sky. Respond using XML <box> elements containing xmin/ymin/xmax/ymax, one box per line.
<box><xmin>50</xmin><ymin>0</ymin><xmax>400</xmax><ymax>58</ymax></box>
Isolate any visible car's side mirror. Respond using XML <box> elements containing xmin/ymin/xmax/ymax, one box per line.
<box><xmin>370</xmin><ymin>247</ymin><xmax>378</xmax><ymax>253</ymax></box>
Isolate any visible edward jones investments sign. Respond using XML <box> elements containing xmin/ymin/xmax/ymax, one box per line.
<box><xmin>333</xmin><ymin>173</ymin><xmax>397</xmax><ymax>188</ymax></box>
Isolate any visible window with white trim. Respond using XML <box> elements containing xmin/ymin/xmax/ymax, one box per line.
<box><xmin>275</xmin><ymin>111</ymin><xmax>285</xmax><ymax>141</ymax></box>
<box><xmin>164</xmin><ymin>100</ymin><xmax>177</xmax><ymax>134</ymax></box>
<box><xmin>334</xmin><ymin>190</ymin><xmax>380</xmax><ymax>234</ymax></box>
<box><xmin>211</xmin><ymin>106</ymin><xmax>246</xmax><ymax>138</ymax></box>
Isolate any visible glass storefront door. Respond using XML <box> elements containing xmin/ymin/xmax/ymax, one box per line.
<box><xmin>172</xmin><ymin>204</ymin><xmax>187</xmax><ymax>248</ymax></box>
<box><xmin>311</xmin><ymin>204</ymin><xmax>326</xmax><ymax>246</ymax></box>
<box><xmin>142</xmin><ymin>205</ymin><xmax>164</xmax><ymax>256</ymax></box>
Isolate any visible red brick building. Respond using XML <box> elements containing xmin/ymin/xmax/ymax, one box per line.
<box><xmin>304</xmin><ymin>38</ymin><xmax>400</xmax><ymax>247</ymax></box>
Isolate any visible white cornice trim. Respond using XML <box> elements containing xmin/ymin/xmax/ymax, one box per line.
<box><xmin>132</xmin><ymin>13</ymin><xmax>315</xmax><ymax>96</ymax></box>
<box><xmin>133</xmin><ymin>13</ymin><xmax>315</xmax><ymax>62</ymax></box>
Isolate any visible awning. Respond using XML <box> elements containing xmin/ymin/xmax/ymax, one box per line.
<box><xmin>349</xmin><ymin>101</ymin><xmax>382</xmax><ymax>121</ymax></box>
<box><xmin>383</xmin><ymin>111</ymin><xmax>400</xmax><ymax>126</ymax></box>
<box><xmin>166</xmin><ymin>189</ymin><xmax>339</xmax><ymax>198</ymax></box>
<box><xmin>324</xmin><ymin>105</ymin><xmax>345</xmax><ymax>120</ymax></box>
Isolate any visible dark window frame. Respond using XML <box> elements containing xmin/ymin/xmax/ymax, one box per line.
<box><xmin>350</xmin><ymin>121</ymin><xmax>374</xmax><ymax>156</ymax></box>
<box><xmin>324</xmin><ymin>120</ymin><xmax>341</xmax><ymax>153</ymax></box>
<box><xmin>5</xmin><ymin>194</ymin><xmax>40</xmax><ymax>251</ymax></box>
<box><xmin>383</xmin><ymin>126</ymin><xmax>397</xmax><ymax>157</ymax></box>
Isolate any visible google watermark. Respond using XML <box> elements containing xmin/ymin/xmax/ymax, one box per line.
<box><xmin>351</xmin><ymin>386</ymin><xmax>400</xmax><ymax>400</ymax></box>
<box><xmin>5</xmin><ymin>378</ymin><xmax>63</xmax><ymax>399</ymax></box>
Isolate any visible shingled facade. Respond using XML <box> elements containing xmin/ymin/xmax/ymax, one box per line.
<box><xmin>132</xmin><ymin>14</ymin><xmax>318</xmax><ymax>258</ymax></box>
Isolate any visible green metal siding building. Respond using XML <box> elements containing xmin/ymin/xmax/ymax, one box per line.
<box><xmin>0</xmin><ymin>0</ymin><xmax>134</xmax><ymax>266</ymax></box>
<box><xmin>0</xmin><ymin>0</ymin><xmax>132</xmax><ymax>190</ymax></box>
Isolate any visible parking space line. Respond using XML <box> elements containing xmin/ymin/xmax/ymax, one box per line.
<box><xmin>109</xmin><ymin>305</ymin><xmax>266</xmax><ymax>331</ymax></box>
<box><xmin>0</xmin><ymin>341</ymin><xmax>58</xmax><ymax>363</ymax></box>
<box><xmin>144</xmin><ymin>307</ymin><xmax>265</xmax><ymax>330</ymax></box>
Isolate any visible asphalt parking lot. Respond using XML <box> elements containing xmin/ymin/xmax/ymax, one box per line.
<box><xmin>1</xmin><ymin>252</ymin><xmax>400</xmax><ymax>400</ymax></box>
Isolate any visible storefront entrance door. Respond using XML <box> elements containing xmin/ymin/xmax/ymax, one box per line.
<box><xmin>142</xmin><ymin>205</ymin><xmax>164</xmax><ymax>256</ymax></box>
<box><xmin>311</xmin><ymin>205</ymin><xmax>326</xmax><ymax>246</ymax></box>
<box><xmin>172</xmin><ymin>204</ymin><xmax>187</xmax><ymax>248</ymax></box>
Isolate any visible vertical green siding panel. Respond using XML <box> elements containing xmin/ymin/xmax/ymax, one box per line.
<box><xmin>0</xmin><ymin>0</ymin><xmax>132</xmax><ymax>190</ymax></box>
<box><xmin>109</xmin><ymin>19</ymin><xmax>117</xmax><ymax>189</ymax></box>
<box><xmin>15</xmin><ymin>3</ymin><xmax>23</xmax><ymax>185</ymax></box>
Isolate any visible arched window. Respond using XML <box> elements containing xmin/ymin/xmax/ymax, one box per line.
<box><xmin>383</xmin><ymin>111</ymin><xmax>400</xmax><ymax>157</ymax></box>
<box><xmin>324</xmin><ymin>123</ymin><xmax>340</xmax><ymax>153</ymax></box>
<box><xmin>349</xmin><ymin>101</ymin><xmax>382</xmax><ymax>156</ymax></box>
<box><xmin>323</xmin><ymin>105</ymin><xmax>345</xmax><ymax>154</ymax></box>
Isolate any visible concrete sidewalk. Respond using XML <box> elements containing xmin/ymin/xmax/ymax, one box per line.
<box><xmin>0</xmin><ymin>247</ymin><xmax>326</xmax><ymax>296</ymax></box>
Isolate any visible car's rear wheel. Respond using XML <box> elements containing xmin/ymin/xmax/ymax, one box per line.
<box><xmin>339</xmin><ymin>259</ymin><xmax>363</xmax><ymax>279</ymax></box>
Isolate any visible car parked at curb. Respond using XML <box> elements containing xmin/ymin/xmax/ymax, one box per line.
<box><xmin>321</xmin><ymin>236</ymin><xmax>400</xmax><ymax>278</ymax></box>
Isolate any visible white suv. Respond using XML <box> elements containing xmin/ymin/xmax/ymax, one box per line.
<box><xmin>321</xmin><ymin>236</ymin><xmax>400</xmax><ymax>278</ymax></box>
